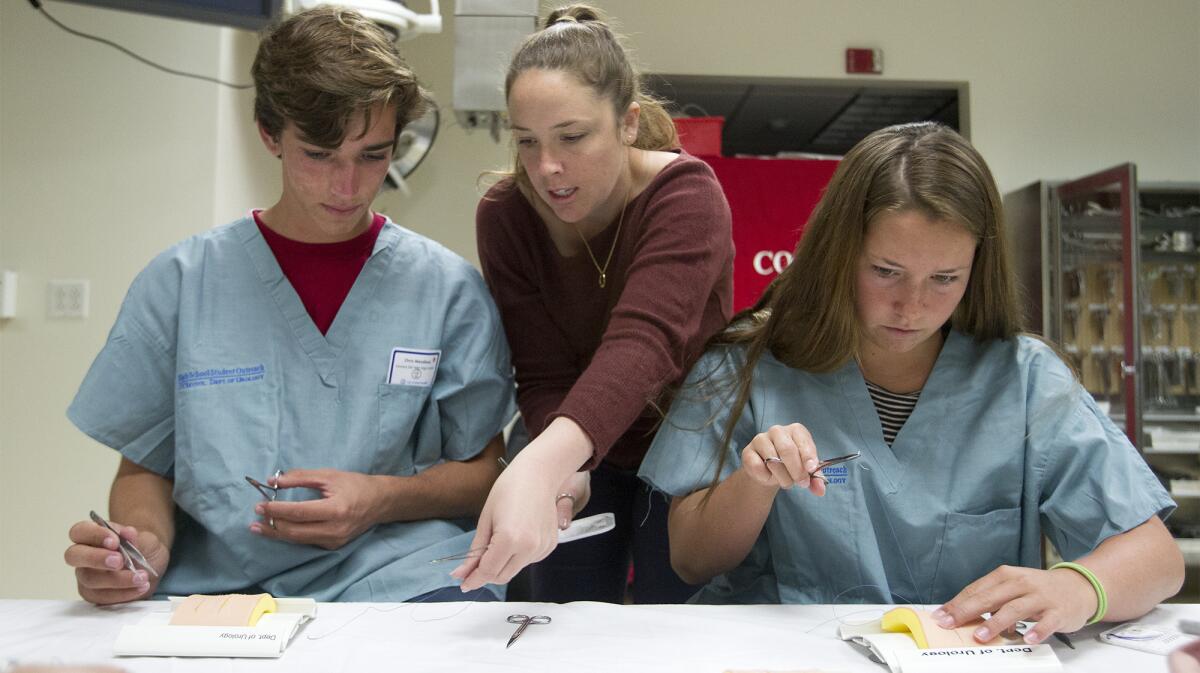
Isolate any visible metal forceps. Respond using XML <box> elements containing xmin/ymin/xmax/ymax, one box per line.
<box><xmin>506</xmin><ymin>614</ymin><xmax>551</xmax><ymax>648</ymax></box>
<box><xmin>764</xmin><ymin>451</ymin><xmax>861</xmax><ymax>483</ymax></box>
<box><xmin>88</xmin><ymin>510</ymin><xmax>159</xmax><ymax>578</ymax></box>
<box><xmin>244</xmin><ymin>470</ymin><xmax>283</xmax><ymax>528</ymax></box>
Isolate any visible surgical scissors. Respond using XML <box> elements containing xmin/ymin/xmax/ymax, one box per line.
<box><xmin>764</xmin><ymin>451</ymin><xmax>861</xmax><ymax>482</ymax></box>
<box><xmin>506</xmin><ymin>614</ymin><xmax>551</xmax><ymax>648</ymax></box>
<box><xmin>88</xmin><ymin>510</ymin><xmax>159</xmax><ymax>578</ymax></box>
<box><xmin>245</xmin><ymin>470</ymin><xmax>283</xmax><ymax>527</ymax></box>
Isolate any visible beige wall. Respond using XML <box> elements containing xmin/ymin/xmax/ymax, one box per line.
<box><xmin>1</xmin><ymin>0</ymin><xmax>1197</xmax><ymax>599</ymax></box>
<box><xmin>2</xmin><ymin>2</ymin><xmax>222</xmax><ymax>599</ymax></box>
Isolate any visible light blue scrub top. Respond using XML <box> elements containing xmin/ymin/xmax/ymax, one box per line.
<box><xmin>68</xmin><ymin>216</ymin><xmax>516</xmax><ymax>601</ymax></box>
<box><xmin>639</xmin><ymin>330</ymin><xmax>1174</xmax><ymax>605</ymax></box>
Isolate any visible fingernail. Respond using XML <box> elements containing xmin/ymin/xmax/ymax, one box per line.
<box><xmin>975</xmin><ymin>627</ymin><xmax>990</xmax><ymax>641</ymax></box>
<box><xmin>1024</xmin><ymin>632</ymin><xmax>1040</xmax><ymax>645</ymax></box>
<box><xmin>105</xmin><ymin>554</ymin><xmax>123</xmax><ymax>569</ymax></box>
<box><xmin>934</xmin><ymin>613</ymin><xmax>954</xmax><ymax>628</ymax></box>
<box><xmin>254</xmin><ymin>504</ymin><xmax>265</xmax><ymax>515</ymax></box>
<box><xmin>560</xmin><ymin>518</ymin><xmax>569</xmax><ymax>528</ymax></box>
<box><xmin>249</xmin><ymin>523</ymin><xmax>262</xmax><ymax>535</ymax></box>
<box><xmin>104</xmin><ymin>536</ymin><xmax>119</xmax><ymax>550</ymax></box>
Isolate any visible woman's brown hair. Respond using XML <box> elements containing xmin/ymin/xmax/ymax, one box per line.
<box><xmin>701</xmin><ymin>122</ymin><xmax>1022</xmax><ymax>488</ymax></box>
<box><xmin>252</xmin><ymin>6</ymin><xmax>431</xmax><ymax>153</ymax></box>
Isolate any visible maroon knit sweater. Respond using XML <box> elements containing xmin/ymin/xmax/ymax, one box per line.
<box><xmin>476</xmin><ymin>153</ymin><xmax>734</xmax><ymax>470</ymax></box>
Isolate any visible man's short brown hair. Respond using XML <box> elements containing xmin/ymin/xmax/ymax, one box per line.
<box><xmin>252</xmin><ymin>6</ymin><xmax>431</xmax><ymax>152</ymax></box>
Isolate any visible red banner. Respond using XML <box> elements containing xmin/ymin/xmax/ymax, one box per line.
<box><xmin>702</xmin><ymin>156</ymin><xmax>841</xmax><ymax>311</ymax></box>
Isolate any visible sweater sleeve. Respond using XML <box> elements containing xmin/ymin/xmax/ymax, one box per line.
<box><xmin>552</xmin><ymin>160</ymin><xmax>733</xmax><ymax>468</ymax></box>
<box><xmin>476</xmin><ymin>185</ymin><xmax>580</xmax><ymax>442</ymax></box>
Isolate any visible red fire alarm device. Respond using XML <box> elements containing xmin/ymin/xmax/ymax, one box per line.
<box><xmin>846</xmin><ymin>48</ymin><xmax>883</xmax><ymax>74</ymax></box>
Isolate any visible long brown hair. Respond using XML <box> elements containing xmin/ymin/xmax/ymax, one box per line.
<box><xmin>495</xmin><ymin>4</ymin><xmax>678</xmax><ymax>192</ymax></box>
<box><xmin>703</xmin><ymin>122</ymin><xmax>1022</xmax><ymax>486</ymax></box>
<box><xmin>252</xmin><ymin>6</ymin><xmax>431</xmax><ymax>152</ymax></box>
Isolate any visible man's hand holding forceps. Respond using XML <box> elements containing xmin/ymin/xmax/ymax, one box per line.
<box><xmin>744</xmin><ymin>422</ymin><xmax>861</xmax><ymax>495</ymax></box>
<box><xmin>65</xmin><ymin>511</ymin><xmax>170</xmax><ymax>605</ymax></box>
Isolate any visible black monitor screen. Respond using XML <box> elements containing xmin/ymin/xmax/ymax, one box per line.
<box><xmin>57</xmin><ymin>0</ymin><xmax>282</xmax><ymax>31</ymax></box>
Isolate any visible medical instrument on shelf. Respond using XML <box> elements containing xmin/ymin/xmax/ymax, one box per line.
<box><xmin>1102</xmin><ymin>267</ymin><xmax>1119</xmax><ymax>300</ymax></box>
<box><xmin>1063</xmin><ymin>302</ymin><xmax>1080</xmax><ymax>341</ymax></box>
<box><xmin>88</xmin><ymin>510</ymin><xmax>159</xmax><ymax>579</ymax></box>
<box><xmin>506</xmin><ymin>614</ymin><xmax>551</xmax><ymax>648</ymax></box>
<box><xmin>1088</xmin><ymin>303</ymin><xmax>1110</xmax><ymax>341</ymax></box>
<box><xmin>245</xmin><ymin>470</ymin><xmax>284</xmax><ymax>527</ymax></box>
<box><xmin>764</xmin><ymin>451</ymin><xmax>862</xmax><ymax>482</ymax></box>
<box><xmin>429</xmin><ymin>512</ymin><xmax>617</xmax><ymax>564</ymax></box>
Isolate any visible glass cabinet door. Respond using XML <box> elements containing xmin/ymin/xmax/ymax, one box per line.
<box><xmin>1052</xmin><ymin>164</ymin><xmax>1140</xmax><ymax>445</ymax></box>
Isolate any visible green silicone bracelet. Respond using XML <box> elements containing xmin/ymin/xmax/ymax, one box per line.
<box><xmin>1050</xmin><ymin>561</ymin><xmax>1108</xmax><ymax>625</ymax></box>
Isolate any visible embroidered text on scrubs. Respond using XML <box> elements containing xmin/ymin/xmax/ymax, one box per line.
<box><xmin>177</xmin><ymin>365</ymin><xmax>267</xmax><ymax>390</ymax></box>
<box><xmin>821</xmin><ymin>464</ymin><xmax>849</xmax><ymax>485</ymax></box>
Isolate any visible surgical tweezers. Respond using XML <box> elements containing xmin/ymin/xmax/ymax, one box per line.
<box><xmin>764</xmin><ymin>451</ymin><xmax>862</xmax><ymax>482</ymax></box>
<box><xmin>88</xmin><ymin>510</ymin><xmax>159</xmax><ymax>578</ymax></box>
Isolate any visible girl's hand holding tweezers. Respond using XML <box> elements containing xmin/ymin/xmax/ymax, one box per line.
<box><xmin>742</xmin><ymin>423</ymin><xmax>827</xmax><ymax>496</ymax></box>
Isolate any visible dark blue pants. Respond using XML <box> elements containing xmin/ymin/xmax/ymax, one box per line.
<box><xmin>527</xmin><ymin>463</ymin><xmax>698</xmax><ymax>604</ymax></box>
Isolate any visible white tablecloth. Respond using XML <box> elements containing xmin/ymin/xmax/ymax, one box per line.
<box><xmin>2</xmin><ymin>599</ymin><xmax>1195</xmax><ymax>672</ymax></box>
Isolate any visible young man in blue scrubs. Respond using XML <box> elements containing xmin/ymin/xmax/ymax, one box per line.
<box><xmin>61</xmin><ymin>7</ymin><xmax>515</xmax><ymax>604</ymax></box>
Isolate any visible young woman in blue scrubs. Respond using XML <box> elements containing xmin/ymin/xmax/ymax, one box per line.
<box><xmin>640</xmin><ymin>123</ymin><xmax>1184</xmax><ymax>645</ymax></box>
<box><xmin>61</xmin><ymin>7</ymin><xmax>514</xmax><ymax>604</ymax></box>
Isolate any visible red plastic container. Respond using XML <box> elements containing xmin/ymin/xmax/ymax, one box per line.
<box><xmin>673</xmin><ymin>116</ymin><xmax>724</xmax><ymax>156</ymax></box>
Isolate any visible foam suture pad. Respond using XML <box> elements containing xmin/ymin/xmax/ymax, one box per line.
<box><xmin>168</xmin><ymin>593</ymin><xmax>277</xmax><ymax>627</ymax></box>
<box><xmin>880</xmin><ymin>606</ymin><xmax>1002</xmax><ymax>649</ymax></box>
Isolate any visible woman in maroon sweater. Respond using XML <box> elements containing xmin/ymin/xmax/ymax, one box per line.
<box><xmin>452</xmin><ymin>4</ymin><xmax>734</xmax><ymax>602</ymax></box>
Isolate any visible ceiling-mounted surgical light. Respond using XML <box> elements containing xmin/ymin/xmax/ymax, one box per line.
<box><xmin>286</xmin><ymin>0</ymin><xmax>442</xmax><ymax>41</ymax></box>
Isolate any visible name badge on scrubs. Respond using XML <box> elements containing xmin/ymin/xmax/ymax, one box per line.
<box><xmin>387</xmin><ymin>348</ymin><xmax>441</xmax><ymax>387</ymax></box>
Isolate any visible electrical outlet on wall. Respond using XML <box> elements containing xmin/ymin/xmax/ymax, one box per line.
<box><xmin>0</xmin><ymin>271</ymin><xmax>16</xmax><ymax>319</ymax></box>
<box><xmin>48</xmin><ymin>279</ymin><xmax>89</xmax><ymax>318</ymax></box>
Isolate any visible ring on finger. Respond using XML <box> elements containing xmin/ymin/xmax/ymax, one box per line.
<box><xmin>763</xmin><ymin>457</ymin><xmax>784</xmax><ymax>465</ymax></box>
<box><xmin>555</xmin><ymin>492</ymin><xmax>577</xmax><ymax>506</ymax></box>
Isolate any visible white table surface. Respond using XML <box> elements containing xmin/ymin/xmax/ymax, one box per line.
<box><xmin>2</xmin><ymin>599</ymin><xmax>1196</xmax><ymax>672</ymax></box>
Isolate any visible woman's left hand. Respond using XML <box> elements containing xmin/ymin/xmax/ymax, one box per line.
<box><xmin>555</xmin><ymin>470</ymin><xmax>591</xmax><ymax>528</ymax></box>
<box><xmin>933</xmin><ymin>565</ymin><xmax>1099</xmax><ymax>644</ymax></box>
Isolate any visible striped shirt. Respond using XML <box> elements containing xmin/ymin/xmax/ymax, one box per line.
<box><xmin>865</xmin><ymin>380</ymin><xmax>921</xmax><ymax>446</ymax></box>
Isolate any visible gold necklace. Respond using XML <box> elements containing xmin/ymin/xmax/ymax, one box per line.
<box><xmin>576</xmin><ymin>184</ymin><xmax>631</xmax><ymax>289</ymax></box>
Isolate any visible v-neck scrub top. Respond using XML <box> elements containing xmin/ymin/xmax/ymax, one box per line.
<box><xmin>639</xmin><ymin>330</ymin><xmax>1174</xmax><ymax>605</ymax></box>
<box><xmin>68</xmin><ymin>216</ymin><xmax>516</xmax><ymax>601</ymax></box>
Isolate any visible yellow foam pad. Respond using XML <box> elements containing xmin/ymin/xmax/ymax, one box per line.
<box><xmin>881</xmin><ymin>607</ymin><xmax>1002</xmax><ymax>650</ymax></box>
<box><xmin>882</xmin><ymin>606</ymin><xmax>933</xmax><ymax>648</ymax></box>
<box><xmin>169</xmin><ymin>593</ymin><xmax>277</xmax><ymax>627</ymax></box>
